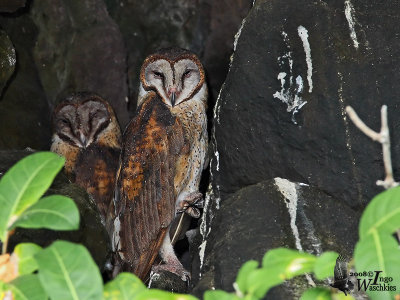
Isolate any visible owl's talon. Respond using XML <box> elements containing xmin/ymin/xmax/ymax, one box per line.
<box><xmin>177</xmin><ymin>192</ymin><xmax>203</xmax><ymax>218</ymax></box>
<box><xmin>151</xmin><ymin>264</ymin><xmax>191</xmax><ymax>282</ymax></box>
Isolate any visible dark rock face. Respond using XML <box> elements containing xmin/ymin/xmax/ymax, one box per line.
<box><xmin>194</xmin><ymin>0</ymin><xmax>400</xmax><ymax>297</ymax></box>
<box><xmin>31</xmin><ymin>0</ymin><xmax>130</xmax><ymax>127</ymax></box>
<box><xmin>0</xmin><ymin>0</ymin><xmax>26</xmax><ymax>13</ymax></box>
<box><xmin>193</xmin><ymin>180</ymin><xmax>294</xmax><ymax>296</ymax></box>
<box><xmin>0</xmin><ymin>150</ymin><xmax>111</xmax><ymax>270</ymax></box>
<box><xmin>105</xmin><ymin>0</ymin><xmax>251</xmax><ymax>109</ymax></box>
<box><xmin>0</xmin><ymin>0</ymin><xmax>254</xmax><ymax>290</ymax></box>
<box><xmin>148</xmin><ymin>271</ymin><xmax>188</xmax><ymax>294</ymax></box>
<box><xmin>212</xmin><ymin>0</ymin><xmax>400</xmax><ymax>209</ymax></box>
<box><xmin>0</xmin><ymin>14</ymin><xmax>51</xmax><ymax>150</ymax></box>
<box><xmin>0</xmin><ymin>29</ymin><xmax>15</xmax><ymax>96</ymax></box>
<box><xmin>0</xmin><ymin>0</ymin><xmax>250</xmax><ymax>149</ymax></box>
<box><xmin>193</xmin><ymin>180</ymin><xmax>360</xmax><ymax>298</ymax></box>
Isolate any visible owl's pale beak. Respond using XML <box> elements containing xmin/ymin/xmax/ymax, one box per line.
<box><xmin>170</xmin><ymin>92</ymin><xmax>176</xmax><ymax>107</ymax></box>
<box><xmin>79</xmin><ymin>131</ymin><xmax>87</xmax><ymax>148</ymax></box>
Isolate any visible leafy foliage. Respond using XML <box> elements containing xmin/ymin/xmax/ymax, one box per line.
<box><xmin>13</xmin><ymin>243</ymin><xmax>42</xmax><ymax>275</ymax></box>
<box><xmin>3</xmin><ymin>274</ymin><xmax>47</xmax><ymax>300</ymax></box>
<box><xmin>313</xmin><ymin>252</ymin><xmax>338</xmax><ymax>280</ymax></box>
<box><xmin>0</xmin><ymin>152</ymin><xmax>65</xmax><ymax>241</ymax></box>
<box><xmin>300</xmin><ymin>287</ymin><xmax>353</xmax><ymax>300</ymax></box>
<box><xmin>10</xmin><ymin>195</ymin><xmax>79</xmax><ymax>231</ymax></box>
<box><xmin>35</xmin><ymin>241</ymin><xmax>103</xmax><ymax>300</ymax></box>
<box><xmin>358</xmin><ymin>187</ymin><xmax>400</xmax><ymax>239</ymax></box>
<box><xmin>1</xmin><ymin>152</ymin><xmax>400</xmax><ymax>300</ymax></box>
<box><xmin>353</xmin><ymin>186</ymin><xmax>400</xmax><ymax>300</ymax></box>
<box><xmin>104</xmin><ymin>273</ymin><xmax>146</xmax><ymax>300</ymax></box>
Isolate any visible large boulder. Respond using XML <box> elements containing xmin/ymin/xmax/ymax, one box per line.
<box><xmin>0</xmin><ymin>29</ymin><xmax>16</xmax><ymax>97</ymax></box>
<box><xmin>211</xmin><ymin>0</ymin><xmax>400</xmax><ymax>208</ymax></box>
<box><xmin>192</xmin><ymin>179</ymin><xmax>360</xmax><ymax>298</ymax></box>
<box><xmin>0</xmin><ymin>14</ymin><xmax>51</xmax><ymax>150</ymax></box>
<box><xmin>31</xmin><ymin>0</ymin><xmax>130</xmax><ymax>127</ymax></box>
<box><xmin>194</xmin><ymin>0</ymin><xmax>400</xmax><ymax>297</ymax></box>
<box><xmin>0</xmin><ymin>150</ymin><xmax>111</xmax><ymax>270</ymax></box>
<box><xmin>0</xmin><ymin>0</ymin><xmax>26</xmax><ymax>13</ymax></box>
<box><xmin>104</xmin><ymin>0</ymin><xmax>251</xmax><ymax>108</ymax></box>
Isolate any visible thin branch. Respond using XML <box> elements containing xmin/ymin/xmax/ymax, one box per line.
<box><xmin>171</xmin><ymin>213</ymin><xmax>185</xmax><ymax>245</ymax></box>
<box><xmin>346</xmin><ymin>105</ymin><xmax>399</xmax><ymax>189</ymax></box>
<box><xmin>345</xmin><ymin>106</ymin><xmax>382</xmax><ymax>142</ymax></box>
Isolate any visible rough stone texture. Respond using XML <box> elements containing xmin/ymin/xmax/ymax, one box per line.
<box><xmin>212</xmin><ymin>0</ymin><xmax>400</xmax><ymax>209</ymax></box>
<box><xmin>193</xmin><ymin>181</ymin><xmax>294</xmax><ymax>296</ymax></box>
<box><xmin>194</xmin><ymin>0</ymin><xmax>400</xmax><ymax>298</ymax></box>
<box><xmin>0</xmin><ymin>0</ymin><xmax>26</xmax><ymax>13</ymax></box>
<box><xmin>31</xmin><ymin>0</ymin><xmax>130</xmax><ymax>127</ymax></box>
<box><xmin>104</xmin><ymin>0</ymin><xmax>251</xmax><ymax>109</ymax></box>
<box><xmin>0</xmin><ymin>29</ymin><xmax>15</xmax><ymax>96</ymax></box>
<box><xmin>193</xmin><ymin>180</ymin><xmax>360</xmax><ymax>298</ymax></box>
<box><xmin>0</xmin><ymin>13</ymin><xmax>51</xmax><ymax>150</ymax></box>
<box><xmin>0</xmin><ymin>150</ymin><xmax>111</xmax><ymax>270</ymax></box>
<box><xmin>148</xmin><ymin>271</ymin><xmax>188</xmax><ymax>294</ymax></box>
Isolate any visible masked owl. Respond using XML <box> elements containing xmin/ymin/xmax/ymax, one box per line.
<box><xmin>51</xmin><ymin>92</ymin><xmax>122</xmax><ymax>220</ymax></box>
<box><xmin>110</xmin><ymin>47</ymin><xmax>208</xmax><ymax>281</ymax></box>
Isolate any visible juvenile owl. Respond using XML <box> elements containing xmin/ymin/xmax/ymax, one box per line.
<box><xmin>51</xmin><ymin>92</ymin><xmax>122</xmax><ymax>220</ymax></box>
<box><xmin>110</xmin><ymin>47</ymin><xmax>208</xmax><ymax>281</ymax></box>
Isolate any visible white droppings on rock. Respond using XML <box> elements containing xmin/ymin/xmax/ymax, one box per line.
<box><xmin>233</xmin><ymin>19</ymin><xmax>246</xmax><ymax>52</ymax></box>
<box><xmin>215</xmin><ymin>150</ymin><xmax>220</xmax><ymax>172</ymax></box>
<box><xmin>274</xmin><ymin>177</ymin><xmax>318</xmax><ymax>287</ymax></box>
<box><xmin>273</xmin><ymin>32</ymin><xmax>308</xmax><ymax>124</ymax></box>
<box><xmin>214</xmin><ymin>82</ymin><xmax>224</xmax><ymax>125</ymax></box>
<box><xmin>297</xmin><ymin>26</ymin><xmax>313</xmax><ymax>93</ymax></box>
<box><xmin>274</xmin><ymin>177</ymin><xmax>302</xmax><ymax>251</ymax></box>
<box><xmin>7</xmin><ymin>49</ymin><xmax>16</xmax><ymax>67</ymax></box>
<box><xmin>199</xmin><ymin>240</ymin><xmax>207</xmax><ymax>270</ymax></box>
<box><xmin>344</xmin><ymin>0</ymin><xmax>359</xmax><ymax>49</ymax></box>
<box><xmin>200</xmin><ymin>183</ymin><xmax>213</xmax><ymax>239</ymax></box>
<box><xmin>148</xmin><ymin>272</ymin><xmax>160</xmax><ymax>288</ymax></box>
<box><xmin>273</xmin><ymin>72</ymin><xmax>307</xmax><ymax>124</ymax></box>
<box><xmin>296</xmin><ymin>75</ymin><xmax>304</xmax><ymax>93</ymax></box>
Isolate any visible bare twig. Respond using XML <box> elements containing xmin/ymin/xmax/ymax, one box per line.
<box><xmin>171</xmin><ymin>213</ymin><xmax>185</xmax><ymax>245</ymax></box>
<box><xmin>346</xmin><ymin>105</ymin><xmax>399</xmax><ymax>189</ymax></box>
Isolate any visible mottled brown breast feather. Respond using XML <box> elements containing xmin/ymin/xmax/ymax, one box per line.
<box><xmin>112</xmin><ymin>92</ymin><xmax>187</xmax><ymax>279</ymax></box>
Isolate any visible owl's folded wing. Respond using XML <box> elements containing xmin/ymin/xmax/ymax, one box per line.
<box><xmin>111</xmin><ymin>93</ymin><xmax>186</xmax><ymax>280</ymax></box>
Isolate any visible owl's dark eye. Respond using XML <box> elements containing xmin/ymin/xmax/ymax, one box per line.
<box><xmin>153</xmin><ymin>71</ymin><xmax>164</xmax><ymax>79</ymax></box>
<box><xmin>59</xmin><ymin>118</ymin><xmax>69</xmax><ymax>125</ymax></box>
<box><xmin>183</xmin><ymin>69</ymin><xmax>192</xmax><ymax>78</ymax></box>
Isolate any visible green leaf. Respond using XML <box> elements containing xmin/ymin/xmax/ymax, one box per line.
<box><xmin>134</xmin><ymin>289</ymin><xmax>199</xmax><ymax>300</ymax></box>
<box><xmin>203</xmin><ymin>290</ymin><xmax>239</xmax><ymax>300</ymax></box>
<box><xmin>103</xmin><ymin>273</ymin><xmax>146</xmax><ymax>300</ymax></box>
<box><xmin>333</xmin><ymin>294</ymin><xmax>355</xmax><ymax>300</ymax></box>
<box><xmin>300</xmin><ymin>287</ymin><xmax>355</xmax><ymax>300</ymax></box>
<box><xmin>35</xmin><ymin>240</ymin><xmax>102</xmax><ymax>300</ymax></box>
<box><xmin>300</xmin><ymin>287</ymin><xmax>331</xmax><ymax>300</ymax></box>
<box><xmin>354</xmin><ymin>233</ymin><xmax>400</xmax><ymax>300</ymax></box>
<box><xmin>234</xmin><ymin>260</ymin><xmax>258</xmax><ymax>295</ymax></box>
<box><xmin>359</xmin><ymin>187</ymin><xmax>400</xmax><ymax>239</ymax></box>
<box><xmin>10</xmin><ymin>195</ymin><xmax>79</xmax><ymax>231</ymax></box>
<box><xmin>262</xmin><ymin>248</ymin><xmax>317</xmax><ymax>280</ymax></box>
<box><xmin>0</xmin><ymin>152</ymin><xmax>65</xmax><ymax>241</ymax></box>
<box><xmin>13</xmin><ymin>243</ymin><xmax>42</xmax><ymax>275</ymax></box>
<box><xmin>314</xmin><ymin>252</ymin><xmax>339</xmax><ymax>280</ymax></box>
<box><xmin>245</xmin><ymin>268</ymin><xmax>283</xmax><ymax>299</ymax></box>
<box><xmin>6</xmin><ymin>274</ymin><xmax>47</xmax><ymax>300</ymax></box>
